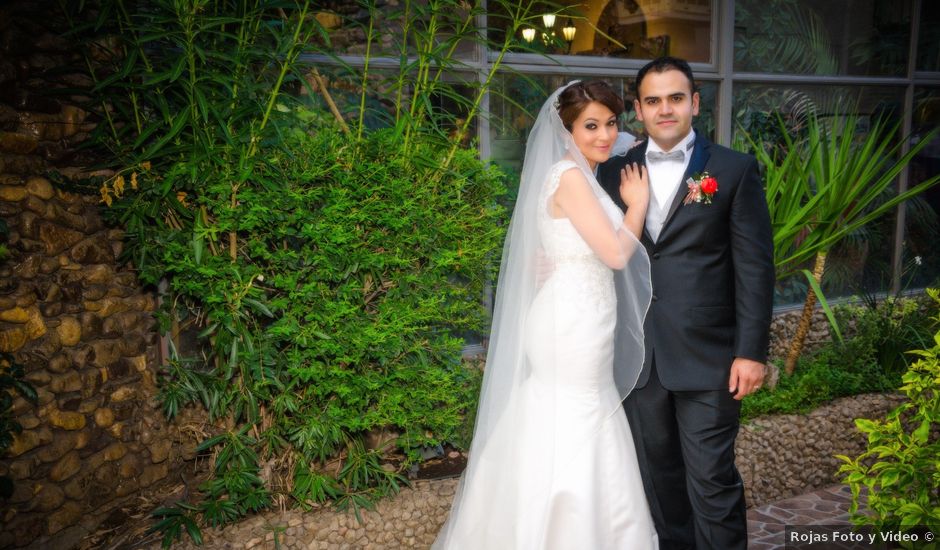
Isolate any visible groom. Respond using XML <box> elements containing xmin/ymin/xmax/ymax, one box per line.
<box><xmin>598</xmin><ymin>57</ymin><xmax>774</xmax><ymax>550</ymax></box>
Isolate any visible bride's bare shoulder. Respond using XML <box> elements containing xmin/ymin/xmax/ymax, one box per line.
<box><xmin>555</xmin><ymin>164</ymin><xmax>591</xmax><ymax>195</ymax></box>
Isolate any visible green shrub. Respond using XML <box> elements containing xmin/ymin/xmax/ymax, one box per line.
<box><xmin>837</xmin><ymin>288</ymin><xmax>940</xmax><ymax>540</ymax></box>
<box><xmin>138</xmin><ymin>122</ymin><xmax>503</xmax><ymax>538</ymax></box>
<box><xmin>741</xmin><ymin>356</ymin><xmax>896</xmax><ymax>421</ymax></box>
<box><xmin>0</xmin><ymin>221</ymin><xmax>37</xmax><ymax>499</ymax></box>
<box><xmin>0</xmin><ymin>354</ymin><xmax>37</xmax><ymax>499</ymax></box>
<box><xmin>742</xmin><ymin>294</ymin><xmax>938</xmax><ymax>421</ymax></box>
<box><xmin>150</xmin><ymin>122</ymin><xmax>504</xmax><ymax>456</ymax></box>
<box><xmin>62</xmin><ymin>0</ymin><xmax>547</xmax><ymax>544</ymax></box>
<box><xmin>838</xmin><ymin>294</ymin><xmax>937</xmax><ymax>375</ymax></box>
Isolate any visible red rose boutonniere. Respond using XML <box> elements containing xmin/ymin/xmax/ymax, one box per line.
<box><xmin>683</xmin><ymin>172</ymin><xmax>718</xmax><ymax>205</ymax></box>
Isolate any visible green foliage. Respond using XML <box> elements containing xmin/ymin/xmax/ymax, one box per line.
<box><xmin>837</xmin><ymin>288</ymin><xmax>940</xmax><ymax>540</ymax></box>
<box><xmin>196</xmin><ymin>427</ymin><xmax>271</xmax><ymax>524</ymax></box>
<box><xmin>839</xmin><ymin>294</ymin><xmax>937</xmax><ymax>376</ymax></box>
<box><xmin>741</xmin><ymin>356</ymin><xmax>898</xmax><ymax>422</ymax></box>
<box><xmin>739</xmin><ymin>111</ymin><xmax>940</xmax><ymax>280</ymax></box>
<box><xmin>742</xmin><ymin>294</ymin><xmax>938</xmax><ymax>421</ymax></box>
<box><xmin>134</xmin><ymin>121</ymin><xmax>501</xmax><ymax>542</ymax></box>
<box><xmin>61</xmin><ymin>0</ymin><xmax>324</xmax><ymax>274</ymax></box>
<box><xmin>0</xmin><ymin>353</ymin><xmax>38</xmax><ymax>499</ymax></box>
<box><xmin>66</xmin><ymin>0</ymin><xmax>515</xmax><ymax>544</ymax></box>
<box><xmin>147</xmin><ymin>503</ymin><xmax>203</xmax><ymax>548</ymax></box>
<box><xmin>151</xmin><ymin>120</ymin><xmax>502</xmax><ymax>453</ymax></box>
<box><xmin>0</xmin><ymin>216</ymin><xmax>38</xmax><ymax>499</ymax></box>
<box><xmin>738</xmin><ymin>107</ymin><xmax>940</xmax><ymax>371</ymax></box>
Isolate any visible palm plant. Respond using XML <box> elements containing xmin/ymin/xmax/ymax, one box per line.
<box><xmin>743</xmin><ymin>112</ymin><xmax>940</xmax><ymax>375</ymax></box>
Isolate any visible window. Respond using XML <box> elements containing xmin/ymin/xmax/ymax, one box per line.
<box><xmin>905</xmin><ymin>87</ymin><xmax>940</xmax><ymax>288</ymax></box>
<box><xmin>732</xmin><ymin>83</ymin><xmax>906</xmax><ymax>144</ymax></box>
<box><xmin>313</xmin><ymin>1</ymin><xmax>478</xmax><ymax>59</ymax></box>
<box><xmin>487</xmin><ymin>0</ymin><xmax>712</xmax><ymax>62</ymax></box>
<box><xmin>734</xmin><ymin>0</ymin><xmax>912</xmax><ymax>76</ymax></box>
<box><xmin>916</xmin><ymin>1</ymin><xmax>940</xmax><ymax>71</ymax></box>
<box><xmin>732</xmin><ymin>83</ymin><xmax>908</xmax><ymax>302</ymax></box>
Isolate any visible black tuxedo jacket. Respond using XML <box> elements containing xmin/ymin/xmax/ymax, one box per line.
<box><xmin>597</xmin><ymin>133</ymin><xmax>774</xmax><ymax>390</ymax></box>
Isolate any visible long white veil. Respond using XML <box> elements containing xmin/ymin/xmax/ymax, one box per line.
<box><xmin>434</xmin><ymin>82</ymin><xmax>652</xmax><ymax>549</ymax></box>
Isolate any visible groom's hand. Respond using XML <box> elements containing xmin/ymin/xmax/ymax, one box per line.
<box><xmin>535</xmin><ymin>247</ymin><xmax>554</xmax><ymax>290</ymax></box>
<box><xmin>728</xmin><ymin>357</ymin><xmax>766</xmax><ymax>400</ymax></box>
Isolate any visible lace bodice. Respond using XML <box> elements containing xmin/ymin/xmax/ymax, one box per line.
<box><xmin>538</xmin><ymin>160</ymin><xmax>624</xmax><ymax>261</ymax></box>
<box><xmin>537</xmin><ymin>160</ymin><xmax>624</xmax><ymax>304</ymax></box>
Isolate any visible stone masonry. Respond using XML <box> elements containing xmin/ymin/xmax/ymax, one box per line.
<box><xmin>0</xmin><ymin>2</ymin><xmax>197</xmax><ymax>548</ymax></box>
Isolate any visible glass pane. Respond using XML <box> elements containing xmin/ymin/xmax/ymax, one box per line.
<box><xmin>733</xmin><ymin>84</ymin><xmax>906</xmax><ymax>143</ymax></box>
<box><xmin>904</xmin><ymin>88</ymin><xmax>940</xmax><ymax>289</ymax></box>
<box><xmin>313</xmin><ymin>1</ymin><xmax>478</xmax><ymax>59</ymax></box>
<box><xmin>306</xmin><ymin>67</ymin><xmax>401</xmax><ymax>129</ymax></box>
<box><xmin>734</xmin><ymin>0</ymin><xmax>912</xmax><ymax>76</ymax></box>
<box><xmin>307</xmin><ymin>66</ymin><xmax>480</xmax><ymax>136</ymax></box>
<box><xmin>487</xmin><ymin>0</ymin><xmax>712</xmax><ymax>62</ymax></box>
<box><xmin>732</xmin><ymin>84</ymin><xmax>907</xmax><ymax>304</ymax></box>
<box><xmin>917</xmin><ymin>2</ymin><xmax>940</xmax><ymax>71</ymax></box>
<box><xmin>488</xmin><ymin>73</ymin><xmax>717</xmax><ymax>178</ymax></box>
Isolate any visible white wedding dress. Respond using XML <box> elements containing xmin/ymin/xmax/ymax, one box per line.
<box><xmin>433</xmin><ymin>160</ymin><xmax>658</xmax><ymax>550</ymax></box>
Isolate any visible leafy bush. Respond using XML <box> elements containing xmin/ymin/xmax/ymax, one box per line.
<box><xmin>741</xmin><ymin>356</ymin><xmax>897</xmax><ymax>421</ymax></box>
<box><xmin>838</xmin><ymin>293</ymin><xmax>937</xmax><ymax>375</ymax></box>
<box><xmin>64</xmin><ymin>0</ymin><xmax>527</xmax><ymax>544</ymax></box>
<box><xmin>0</xmin><ymin>354</ymin><xmax>37</xmax><ymax>500</ymax></box>
<box><xmin>153</xmin><ymin>121</ymin><xmax>503</xmax><ymax>456</ymax></box>
<box><xmin>0</xmin><ymin>221</ymin><xmax>37</xmax><ymax>499</ymax></box>
<box><xmin>837</xmin><ymin>288</ymin><xmax>940</xmax><ymax>537</ymax></box>
<box><xmin>742</xmin><ymin>294</ymin><xmax>938</xmax><ymax>421</ymax></box>
<box><xmin>129</xmin><ymin>119</ymin><xmax>504</xmax><ymax>543</ymax></box>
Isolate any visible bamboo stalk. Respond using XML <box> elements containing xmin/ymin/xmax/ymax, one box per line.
<box><xmin>357</xmin><ymin>3</ymin><xmax>375</xmax><ymax>142</ymax></box>
<box><xmin>229</xmin><ymin>189</ymin><xmax>238</xmax><ymax>262</ymax></box>
<box><xmin>785</xmin><ymin>250</ymin><xmax>827</xmax><ymax>375</ymax></box>
<box><xmin>310</xmin><ymin>69</ymin><xmax>350</xmax><ymax>136</ymax></box>
<box><xmin>437</xmin><ymin>1</ymin><xmax>533</xmax><ymax>176</ymax></box>
<box><xmin>394</xmin><ymin>0</ymin><xmax>412</xmax><ymax>124</ymax></box>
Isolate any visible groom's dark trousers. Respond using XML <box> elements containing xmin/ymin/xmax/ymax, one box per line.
<box><xmin>599</xmin><ymin>134</ymin><xmax>774</xmax><ymax>550</ymax></box>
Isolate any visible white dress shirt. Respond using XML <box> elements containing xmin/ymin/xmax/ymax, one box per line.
<box><xmin>645</xmin><ymin>129</ymin><xmax>696</xmax><ymax>242</ymax></box>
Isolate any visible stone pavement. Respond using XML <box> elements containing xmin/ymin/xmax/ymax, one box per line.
<box><xmin>748</xmin><ymin>484</ymin><xmax>861</xmax><ymax>549</ymax></box>
<box><xmin>95</xmin><ymin>479</ymin><xmax>864</xmax><ymax>549</ymax></box>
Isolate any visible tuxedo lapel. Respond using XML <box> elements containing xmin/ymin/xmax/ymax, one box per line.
<box><xmin>659</xmin><ymin>135</ymin><xmax>711</xmax><ymax>237</ymax></box>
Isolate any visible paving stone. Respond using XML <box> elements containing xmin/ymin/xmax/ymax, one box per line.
<box><xmin>744</xmin><ymin>484</ymin><xmax>866</xmax><ymax>550</ymax></box>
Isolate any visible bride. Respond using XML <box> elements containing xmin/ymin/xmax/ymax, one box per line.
<box><xmin>433</xmin><ymin>80</ymin><xmax>658</xmax><ymax>549</ymax></box>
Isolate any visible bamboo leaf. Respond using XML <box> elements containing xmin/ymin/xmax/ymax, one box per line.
<box><xmin>141</xmin><ymin>109</ymin><xmax>190</xmax><ymax>160</ymax></box>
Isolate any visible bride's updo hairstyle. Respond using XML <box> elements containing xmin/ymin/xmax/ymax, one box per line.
<box><xmin>556</xmin><ymin>81</ymin><xmax>624</xmax><ymax>132</ymax></box>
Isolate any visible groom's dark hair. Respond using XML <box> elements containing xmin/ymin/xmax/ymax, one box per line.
<box><xmin>634</xmin><ymin>56</ymin><xmax>697</xmax><ymax>96</ymax></box>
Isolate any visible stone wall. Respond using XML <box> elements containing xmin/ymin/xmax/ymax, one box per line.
<box><xmin>737</xmin><ymin>392</ymin><xmax>905</xmax><ymax>506</ymax></box>
<box><xmin>767</xmin><ymin>307</ymin><xmax>835</xmax><ymax>361</ymax></box>
<box><xmin>0</xmin><ymin>174</ymin><xmax>173</xmax><ymax>549</ymax></box>
<box><xmin>0</xmin><ymin>2</ymin><xmax>192</xmax><ymax>548</ymax></box>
